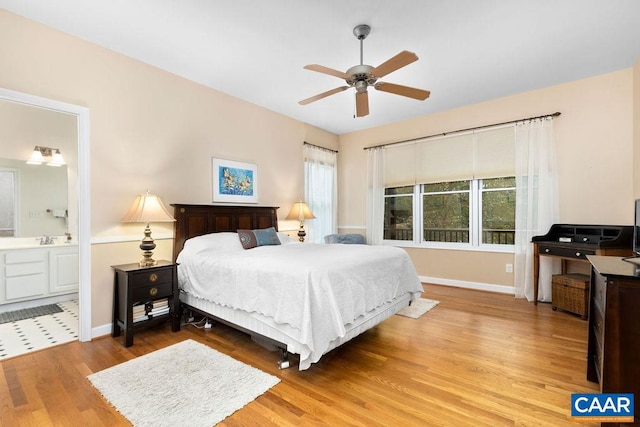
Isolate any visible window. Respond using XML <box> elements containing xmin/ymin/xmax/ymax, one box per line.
<box><xmin>422</xmin><ymin>181</ymin><xmax>469</xmax><ymax>243</ymax></box>
<box><xmin>384</xmin><ymin>186</ymin><xmax>413</xmax><ymax>240</ymax></box>
<box><xmin>480</xmin><ymin>177</ymin><xmax>515</xmax><ymax>245</ymax></box>
<box><xmin>385</xmin><ymin>177</ymin><xmax>515</xmax><ymax>248</ymax></box>
<box><xmin>304</xmin><ymin>144</ymin><xmax>337</xmax><ymax>243</ymax></box>
<box><xmin>0</xmin><ymin>168</ymin><xmax>17</xmax><ymax>237</ymax></box>
<box><xmin>380</xmin><ymin>125</ymin><xmax>516</xmax><ymax>249</ymax></box>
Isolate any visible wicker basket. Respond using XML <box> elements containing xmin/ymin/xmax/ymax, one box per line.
<box><xmin>551</xmin><ymin>273</ymin><xmax>589</xmax><ymax>320</ymax></box>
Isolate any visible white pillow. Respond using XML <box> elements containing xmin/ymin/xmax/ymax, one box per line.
<box><xmin>182</xmin><ymin>232</ymin><xmax>243</xmax><ymax>253</ymax></box>
<box><xmin>277</xmin><ymin>232</ymin><xmax>299</xmax><ymax>244</ymax></box>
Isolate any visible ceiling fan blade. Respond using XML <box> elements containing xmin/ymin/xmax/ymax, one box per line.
<box><xmin>374</xmin><ymin>82</ymin><xmax>430</xmax><ymax>100</ymax></box>
<box><xmin>370</xmin><ymin>50</ymin><xmax>419</xmax><ymax>78</ymax></box>
<box><xmin>355</xmin><ymin>91</ymin><xmax>369</xmax><ymax>117</ymax></box>
<box><xmin>299</xmin><ymin>86</ymin><xmax>349</xmax><ymax>105</ymax></box>
<box><xmin>303</xmin><ymin>64</ymin><xmax>351</xmax><ymax>80</ymax></box>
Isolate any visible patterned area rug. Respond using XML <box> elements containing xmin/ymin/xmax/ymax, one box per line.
<box><xmin>87</xmin><ymin>339</ymin><xmax>280</xmax><ymax>427</ymax></box>
<box><xmin>0</xmin><ymin>304</ymin><xmax>63</xmax><ymax>324</ymax></box>
<box><xmin>0</xmin><ymin>300</ymin><xmax>78</xmax><ymax>360</ymax></box>
<box><xmin>396</xmin><ymin>298</ymin><xmax>440</xmax><ymax>319</ymax></box>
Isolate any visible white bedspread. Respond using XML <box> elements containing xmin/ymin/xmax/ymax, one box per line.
<box><xmin>177</xmin><ymin>233</ymin><xmax>423</xmax><ymax>369</ymax></box>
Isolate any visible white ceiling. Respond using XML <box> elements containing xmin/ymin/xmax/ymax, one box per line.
<box><xmin>2</xmin><ymin>0</ymin><xmax>640</xmax><ymax>135</ymax></box>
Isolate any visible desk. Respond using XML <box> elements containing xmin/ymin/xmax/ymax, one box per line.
<box><xmin>532</xmin><ymin>241</ymin><xmax>630</xmax><ymax>304</ymax></box>
<box><xmin>531</xmin><ymin>224</ymin><xmax>633</xmax><ymax>305</ymax></box>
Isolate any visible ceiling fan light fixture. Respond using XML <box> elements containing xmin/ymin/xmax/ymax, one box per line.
<box><xmin>355</xmin><ymin>80</ymin><xmax>368</xmax><ymax>94</ymax></box>
<box><xmin>299</xmin><ymin>24</ymin><xmax>430</xmax><ymax>116</ymax></box>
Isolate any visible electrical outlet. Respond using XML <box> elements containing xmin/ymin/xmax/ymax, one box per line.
<box><xmin>506</xmin><ymin>263</ymin><xmax>513</xmax><ymax>273</ymax></box>
<box><xmin>204</xmin><ymin>320</ymin><xmax>212</xmax><ymax>329</ymax></box>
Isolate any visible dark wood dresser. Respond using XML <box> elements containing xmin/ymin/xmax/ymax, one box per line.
<box><xmin>587</xmin><ymin>255</ymin><xmax>640</xmax><ymax>426</ymax></box>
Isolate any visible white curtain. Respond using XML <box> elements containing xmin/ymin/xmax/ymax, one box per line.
<box><xmin>366</xmin><ymin>147</ymin><xmax>385</xmax><ymax>245</ymax></box>
<box><xmin>304</xmin><ymin>144</ymin><xmax>337</xmax><ymax>243</ymax></box>
<box><xmin>514</xmin><ymin>117</ymin><xmax>559</xmax><ymax>301</ymax></box>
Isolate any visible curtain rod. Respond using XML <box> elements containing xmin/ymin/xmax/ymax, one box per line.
<box><xmin>363</xmin><ymin>111</ymin><xmax>561</xmax><ymax>150</ymax></box>
<box><xmin>304</xmin><ymin>141</ymin><xmax>338</xmax><ymax>153</ymax></box>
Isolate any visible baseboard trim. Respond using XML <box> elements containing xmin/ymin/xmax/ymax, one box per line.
<box><xmin>92</xmin><ymin>323</ymin><xmax>112</xmax><ymax>340</ymax></box>
<box><xmin>420</xmin><ymin>276</ymin><xmax>515</xmax><ymax>295</ymax></box>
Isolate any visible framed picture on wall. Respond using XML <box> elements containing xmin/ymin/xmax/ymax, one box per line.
<box><xmin>211</xmin><ymin>158</ymin><xmax>258</xmax><ymax>203</ymax></box>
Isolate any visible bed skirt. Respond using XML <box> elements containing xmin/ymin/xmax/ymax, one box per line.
<box><xmin>179</xmin><ymin>290</ymin><xmax>413</xmax><ymax>370</ymax></box>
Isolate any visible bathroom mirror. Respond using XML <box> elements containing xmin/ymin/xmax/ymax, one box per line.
<box><xmin>0</xmin><ymin>158</ymin><xmax>68</xmax><ymax>237</ymax></box>
<box><xmin>0</xmin><ymin>99</ymin><xmax>77</xmax><ymax>239</ymax></box>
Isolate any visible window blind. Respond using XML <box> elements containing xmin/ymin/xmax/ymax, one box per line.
<box><xmin>383</xmin><ymin>143</ymin><xmax>415</xmax><ymax>187</ymax></box>
<box><xmin>383</xmin><ymin>125</ymin><xmax>514</xmax><ymax>187</ymax></box>
<box><xmin>474</xmin><ymin>126</ymin><xmax>515</xmax><ymax>179</ymax></box>
<box><xmin>416</xmin><ymin>133</ymin><xmax>473</xmax><ymax>184</ymax></box>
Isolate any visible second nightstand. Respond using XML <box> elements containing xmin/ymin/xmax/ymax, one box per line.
<box><xmin>111</xmin><ymin>260</ymin><xmax>180</xmax><ymax>347</ymax></box>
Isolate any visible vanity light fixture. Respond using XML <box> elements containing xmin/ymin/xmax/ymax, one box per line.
<box><xmin>48</xmin><ymin>149</ymin><xmax>65</xmax><ymax>167</ymax></box>
<box><xmin>286</xmin><ymin>201</ymin><xmax>316</xmax><ymax>242</ymax></box>
<box><xmin>26</xmin><ymin>146</ymin><xmax>44</xmax><ymax>165</ymax></box>
<box><xmin>121</xmin><ymin>190</ymin><xmax>176</xmax><ymax>267</ymax></box>
<box><xmin>26</xmin><ymin>146</ymin><xmax>66</xmax><ymax>166</ymax></box>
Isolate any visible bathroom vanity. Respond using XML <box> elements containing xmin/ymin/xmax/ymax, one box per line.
<box><xmin>0</xmin><ymin>239</ymin><xmax>78</xmax><ymax>305</ymax></box>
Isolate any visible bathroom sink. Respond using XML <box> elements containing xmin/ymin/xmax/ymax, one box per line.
<box><xmin>0</xmin><ymin>237</ymin><xmax>77</xmax><ymax>249</ymax></box>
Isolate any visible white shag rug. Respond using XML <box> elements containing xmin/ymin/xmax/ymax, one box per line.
<box><xmin>396</xmin><ymin>298</ymin><xmax>440</xmax><ymax>319</ymax></box>
<box><xmin>87</xmin><ymin>339</ymin><xmax>280</xmax><ymax>427</ymax></box>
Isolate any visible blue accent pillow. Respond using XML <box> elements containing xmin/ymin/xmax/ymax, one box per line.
<box><xmin>324</xmin><ymin>233</ymin><xmax>366</xmax><ymax>244</ymax></box>
<box><xmin>237</xmin><ymin>227</ymin><xmax>281</xmax><ymax>249</ymax></box>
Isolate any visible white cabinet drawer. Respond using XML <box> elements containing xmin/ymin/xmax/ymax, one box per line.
<box><xmin>6</xmin><ymin>274</ymin><xmax>47</xmax><ymax>300</ymax></box>
<box><xmin>5</xmin><ymin>251</ymin><xmax>47</xmax><ymax>264</ymax></box>
<box><xmin>5</xmin><ymin>261</ymin><xmax>46</xmax><ymax>277</ymax></box>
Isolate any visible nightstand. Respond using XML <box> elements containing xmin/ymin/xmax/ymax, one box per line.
<box><xmin>111</xmin><ymin>260</ymin><xmax>180</xmax><ymax>347</ymax></box>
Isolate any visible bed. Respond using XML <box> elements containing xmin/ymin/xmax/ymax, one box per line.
<box><xmin>172</xmin><ymin>204</ymin><xmax>423</xmax><ymax>370</ymax></box>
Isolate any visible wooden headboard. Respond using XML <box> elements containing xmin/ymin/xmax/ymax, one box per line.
<box><xmin>171</xmin><ymin>204</ymin><xmax>279</xmax><ymax>262</ymax></box>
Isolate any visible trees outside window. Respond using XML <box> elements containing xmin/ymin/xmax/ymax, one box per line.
<box><xmin>384</xmin><ymin>177</ymin><xmax>515</xmax><ymax>248</ymax></box>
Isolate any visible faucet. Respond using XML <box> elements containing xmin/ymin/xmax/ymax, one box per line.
<box><xmin>40</xmin><ymin>236</ymin><xmax>55</xmax><ymax>245</ymax></box>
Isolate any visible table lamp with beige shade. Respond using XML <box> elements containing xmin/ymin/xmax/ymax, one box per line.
<box><xmin>121</xmin><ymin>190</ymin><xmax>175</xmax><ymax>267</ymax></box>
<box><xmin>286</xmin><ymin>201</ymin><xmax>316</xmax><ymax>242</ymax></box>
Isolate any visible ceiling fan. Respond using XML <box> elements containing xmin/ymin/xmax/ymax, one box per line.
<box><xmin>299</xmin><ymin>24</ymin><xmax>430</xmax><ymax>118</ymax></box>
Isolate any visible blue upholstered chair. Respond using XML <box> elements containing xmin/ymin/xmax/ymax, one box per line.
<box><xmin>324</xmin><ymin>233</ymin><xmax>366</xmax><ymax>244</ymax></box>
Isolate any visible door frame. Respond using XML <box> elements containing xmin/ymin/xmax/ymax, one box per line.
<box><xmin>0</xmin><ymin>87</ymin><xmax>91</xmax><ymax>341</ymax></box>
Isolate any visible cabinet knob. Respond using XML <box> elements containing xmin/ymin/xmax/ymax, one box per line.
<box><xmin>149</xmin><ymin>273</ymin><xmax>158</xmax><ymax>283</ymax></box>
<box><xmin>149</xmin><ymin>287</ymin><xmax>158</xmax><ymax>297</ymax></box>
<box><xmin>544</xmin><ymin>248</ymin><xmax>550</xmax><ymax>253</ymax></box>
<box><xmin>582</xmin><ymin>237</ymin><xmax>588</xmax><ymax>242</ymax></box>
<box><xmin>575</xmin><ymin>252</ymin><xmax>581</xmax><ymax>257</ymax></box>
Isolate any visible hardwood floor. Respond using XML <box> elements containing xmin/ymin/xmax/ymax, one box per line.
<box><xmin>0</xmin><ymin>284</ymin><xmax>599</xmax><ymax>426</ymax></box>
